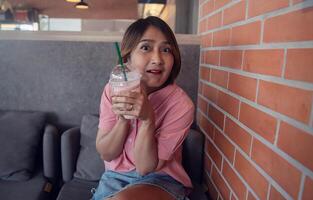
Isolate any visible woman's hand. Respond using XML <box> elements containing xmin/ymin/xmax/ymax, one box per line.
<box><xmin>111</xmin><ymin>84</ymin><xmax>155</xmax><ymax>123</ymax></box>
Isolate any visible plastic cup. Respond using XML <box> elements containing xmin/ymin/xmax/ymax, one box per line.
<box><xmin>109</xmin><ymin>64</ymin><xmax>141</xmax><ymax>119</ymax></box>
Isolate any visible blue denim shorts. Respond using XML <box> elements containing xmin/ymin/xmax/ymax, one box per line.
<box><xmin>91</xmin><ymin>170</ymin><xmax>190</xmax><ymax>200</ymax></box>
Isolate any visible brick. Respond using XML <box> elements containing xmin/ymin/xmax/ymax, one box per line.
<box><xmin>200</xmin><ymin>5</ymin><xmax>204</xmax><ymax>18</ymax></box>
<box><xmin>201</xmin><ymin>33</ymin><xmax>212</xmax><ymax>48</ymax></box>
<box><xmin>201</xmin><ymin>0</ymin><xmax>215</xmax><ymax>17</ymax></box>
<box><xmin>217</xmin><ymin>91</ymin><xmax>240</xmax><ymax>117</ymax></box>
<box><xmin>199</xmin><ymin>18</ymin><xmax>207</xmax><ymax>33</ymax></box>
<box><xmin>204</xmin><ymin>50</ymin><xmax>220</xmax><ymax>65</ymax></box>
<box><xmin>303</xmin><ymin>176</ymin><xmax>313</xmax><ymax>200</ymax></box>
<box><xmin>269</xmin><ymin>186</ymin><xmax>286</xmax><ymax>200</ymax></box>
<box><xmin>207</xmin><ymin>12</ymin><xmax>222</xmax><ymax>31</ymax></box>
<box><xmin>247</xmin><ymin>192</ymin><xmax>257</xmax><ymax>200</ymax></box>
<box><xmin>210</xmin><ymin>69</ymin><xmax>228</xmax><ymax>88</ymax></box>
<box><xmin>208</xmin><ymin>104</ymin><xmax>225</xmax><ymax>130</ymax></box>
<box><xmin>206</xmin><ymin>173</ymin><xmax>219</xmax><ymax>200</ymax></box>
<box><xmin>201</xmin><ymin>51</ymin><xmax>205</xmax><ymax>64</ymax></box>
<box><xmin>197</xmin><ymin>110</ymin><xmax>201</xmax><ymax>125</ymax></box>
<box><xmin>222</xmin><ymin>161</ymin><xmax>247</xmax><ymax>200</ymax></box>
<box><xmin>235</xmin><ymin>151</ymin><xmax>269</xmax><ymax>199</ymax></box>
<box><xmin>207</xmin><ymin>139</ymin><xmax>223</xmax><ymax>170</ymax></box>
<box><xmin>220</xmin><ymin>50</ymin><xmax>243</xmax><ymax>69</ymax></box>
<box><xmin>198</xmin><ymin>95</ymin><xmax>208</xmax><ymax>114</ymax></box>
<box><xmin>214</xmin><ymin>0</ymin><xmax>232</xmax><ymax>10</ymax></box>
<box><xmin>225</xmin><ymin>117</ymin><xmax>252</xmax><ymax>154</ymax></box>
<box><xmin>243</xmin><ymin>49</ymin><xmax>284</xmax><ymax>76</ymax></box>
<box><xmin>285</xmin><ymin>48</ymin><xmax>313</xmax><ymax>83</ymax></box>
<box><xmin>277</xmin><ymin>122</ymin><xmax>313</xmax><ymax>171</ymax></box>
<box><xmin>214</xmin><ymin>129</ymin><xmax>235</xmax><ymax>163</ymax></box>
<box><xmin>248</xmin><ymin>0</ymin><xmax>289</xmax><ymax>18</ymax></box>
<box><xmin>203</xmin><ymin>83</ymin><xmax>218</xmax><ymax>103</ymax></box>
<box><xmin>264</xmin><ymin>7</ymin><xmax>313</xmax><ymax>42</ymax></box>
<box><xmin>200</xmin><ymin>66</ymin><xmax>210</xmax><ymax>81</ymax></box>
<box><xmin>213</xmin><ymin>28</ymin><xmax>231</xmax><ymax>47</ymax></box>
<box><xmin>228</xmin><ymin>73</ymin><xmax>257</xmax><ymax>101</ymax></box>
<box><xmin>223</xmin><ymin>1</ymin><xmax>246</xmax><ymax>25</ymax></box>
<box><xmin>239</xmin><ymin>103</ymin><xmax>277</xmax><ymax>143</ymax></box>
<box><xmin>211</xmin><ymin>166</ymin><xmax>231</xmax><ymax>200</ymax></box>
<box><xmin>231</xmin><ymin>21</ymin><xmax>261</xmax><ymax>45</ymax></box>
<box><xmin>293</xmin><ymin>0</ymin><xmax>304</xmax><ymax>4</ymax></box>
<box><xmin>252</xmin><ymin>139</ymin><xmax>302</xmax><ymax>199</ymax></box>
<box><xmin>258</xmin><ymin>80</ymin><xmax>313</xmax><ymax>123</ymax></box>
<box><xmin>200</xmin><ymin>113</ymin><xmax>215</xmax><ymax>139</ymax></box>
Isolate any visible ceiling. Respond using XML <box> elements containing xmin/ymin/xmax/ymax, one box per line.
<box><xmin>7</xmin><ymin>0</ymin><xmax>139</xmax><ymax>19</ymax></box>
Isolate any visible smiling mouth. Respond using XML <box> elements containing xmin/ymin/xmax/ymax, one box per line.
<box><xmin>146</xmin><ymin>69</ymin><xmax>162</xmax><ymax>75</ymax></box>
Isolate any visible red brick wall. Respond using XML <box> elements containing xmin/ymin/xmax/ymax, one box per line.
<box><xmin>198</xmin><ymin>0</ymin><xmax>313</xmax><ymax>199</ymax></box>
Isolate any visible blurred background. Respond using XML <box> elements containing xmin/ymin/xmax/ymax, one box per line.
<box><xmin>0</xmin><ymin>0</ymin><xmax>198</xmax><ymax>34</ymax></box>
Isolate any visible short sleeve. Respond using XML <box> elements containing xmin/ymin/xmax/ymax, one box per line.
<box><xmin>156</xmin><ymin>98</ymin><xmax>194</xmax><ymax>161</ymax></box>
<box><xmin>98</xmin><ymin>84</ymin><xmax>117</xmax><ymax>132</ymax></box>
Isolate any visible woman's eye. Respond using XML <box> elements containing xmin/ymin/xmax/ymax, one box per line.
<box><xmin>140</xmin><ymin>45</ymin><xmax>150</xmax><ymax>51</ymax></box>
<box><xmin>162</xmin><ymin>47</ymin><xmax>172</xmax><ymax>53</ymax></box>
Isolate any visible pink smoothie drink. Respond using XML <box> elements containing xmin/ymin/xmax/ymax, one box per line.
<box><xmin>109</xmin><ymin>65</ymin><xmax>141</xmax><ymax>119</ymax></box>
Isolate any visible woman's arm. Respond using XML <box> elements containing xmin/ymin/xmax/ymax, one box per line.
<box><xmin>108</xmin><ymin>85</ymin><xmax>169</xmax><ymax>174</ymax></box>
<box><xmin>133</xmin><ymin>118</ymin><xmax>158</xmax><ymax>175</ymax></box>
<box><xmin>96</xmin><ymin>117</ymin><xmax>129</xmax><ymax>161</ymax></box>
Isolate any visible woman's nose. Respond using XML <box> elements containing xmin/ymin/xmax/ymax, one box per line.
<box><xmin>151</xmin><ymin>51</ymin><xmax>164</xmax><ymax>65</ymax></box>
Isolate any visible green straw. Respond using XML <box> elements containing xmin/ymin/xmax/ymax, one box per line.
<box><xmin>114</xmin><ymin>42</ymin><xmax>127</xmax><ymax>81</ymax></box>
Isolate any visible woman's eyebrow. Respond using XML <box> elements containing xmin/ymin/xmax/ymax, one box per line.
<box><xmin>139</xmin><ymin>39</ymin><xmax>154</xmax><ymax>43</ymax></box>
<box><xmin>139</xmin><ymin>39</ymin><xmax>170</xmax><ymax>45</ymax></box>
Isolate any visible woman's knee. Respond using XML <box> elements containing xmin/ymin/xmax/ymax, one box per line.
<box><xmin>107</xmin><ymin>194</ymin><xmax>128</xmax><ymax>200</ymax></box>
<box><xmin>108</xmin><ymin>185</ymin><xmax>175</xmax><ymax>200</ymax></box>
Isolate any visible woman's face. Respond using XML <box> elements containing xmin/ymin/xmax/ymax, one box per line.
<box><xmin>128</xmin><ymin>26</ymin><xmax>174</xmax><ymax>93</ymax></box>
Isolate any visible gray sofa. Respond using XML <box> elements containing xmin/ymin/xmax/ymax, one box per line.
<box><xmin>0</xmin><ymin>40</ymin><xmax>203</xmax><ymax>199</ymax></box>
<box><xmin>0</xmin><ymin>110</ymin><xmax>60</xmax><ymax>200</ymax></box>
<box><xmin>56</xmin><ymin>114</ymin><xmax>207</xmax><ymax>200</ymax></box>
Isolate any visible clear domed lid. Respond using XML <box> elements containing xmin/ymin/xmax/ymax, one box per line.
<box><xmin>110</xmin><ymin>64</ymin><xmax>141</xmax><ymax>82</ymax></box>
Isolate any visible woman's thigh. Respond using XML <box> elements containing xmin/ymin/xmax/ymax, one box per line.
<box><xmin>108</xmin><ymin>184</ymin><xmax>176</xmax><ymax>200</ymax></box>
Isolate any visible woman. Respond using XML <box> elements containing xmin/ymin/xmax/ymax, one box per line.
<box><xmin>94</xmin><ymin>16</ymin><xmax>194</xmax><ymax>200</ymax></box>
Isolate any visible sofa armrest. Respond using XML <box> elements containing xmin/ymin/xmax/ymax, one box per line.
<box><xmin>61</xmin><ymin>127</ymin><xmax>81</xmax><ymax>182</ymax></box>
<box><xmin>182</xmin><ymin>129</ymin><xmax>204</xmax><ymax>184</ymax></box>
<box><xmin>43</xmin><ymin>124</ymin><xmax>60</xmax><ymax>181</ymax></box>
<box><xmin>189</xmin><ymin>182</ymin><xmax>208</xmax><ymax>200</ymax></box>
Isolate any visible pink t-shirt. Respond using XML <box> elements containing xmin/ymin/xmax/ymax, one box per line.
<box><xmin>98</xmin><ymin>83</ymin><xmax>194</xmax><ymax>188</ymax></box>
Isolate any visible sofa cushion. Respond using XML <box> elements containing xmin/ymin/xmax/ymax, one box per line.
<box><xmin>56</xmin><ymin>178</ymin><xmax>97</xmax><ymax>200</ymax></box>
<box><xmin>0</xmin><ymin>110</ymin><xmax>46</xmax><ymax>181</ymax></box>
<box><xmin>74</xmin><ymin>114</ymin><xmax>105</xmax><ymax>181</ymax></box>
<box><xmin>0</xmin><ymin>170</ymin><xmax>51</xmax><ymax>200</ymax></box>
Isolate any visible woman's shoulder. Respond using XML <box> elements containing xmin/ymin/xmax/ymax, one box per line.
<box><xmin>148</xmin><ymin>84</ymin><xmax>194</xmax><ymax>113</ymax></box>
<box><xmin>166</xmin><ymin>84</ymin><xmax>194</xmax><ymax>110</ymax></box>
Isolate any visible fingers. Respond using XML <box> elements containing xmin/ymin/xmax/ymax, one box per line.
<box><xmin>112</xmin><ymin>91</ymin><xmax>145</xmax><ymax>105</ymax></box>
<box><xmin>112</xmin><ymin>96</ymin><xmax>136</xmax><ymax>105</ymax></box>
<box><xmin>111</xmin><ymin>90</ymin><xmax>141</xmax><ymax>105</ymax></box>
<box><xmin>112</xmin><ymin>103</ymin><xmax>133</xmax><ymax>111</ymax></box>
<box><xmin>112</xmin><ymin>90</ymin><xmax>138</xmax><ymax>98</ymax></box>
<box><xmin>111</xmin><ymin>84</ymin><xmax>147</xmax><ymax>119</ymax></box>
<box><xmin>112</xmin><ymin>104</ymin><xmax>140</xmax><ymax>118</ymax></box>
